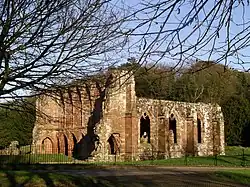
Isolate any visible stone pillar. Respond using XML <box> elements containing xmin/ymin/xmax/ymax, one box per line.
<box><xmin>124</xmin><ymin>79</ymin><xmax>138</xmax><ymax>161</ymax></box>
<box><xmin>124</xmin><ymin>113</ymin><xmax>138</xmax><ymax>160</ymax></box>
<box><xmin>186</xmin><ymin>117</ymin><xmax>195</xmax><ymax>156</ymax></box>
<box><xmin>165</xmin><ymin>117</ymin><xmax>171</xmax><ymax>158</ymax></box>
<box><xmin>216</xmin><ymin>107</ymin><xmax>225</xmax><ymax>155</ymax></box>
<box><xmin>193</xmin><ymin>118</ymin><xmax>198</xmax><ymax>156</ymax></box>
<box><xmin>158</xmin><ymin>116</ymin><xmax>165</xmax><ymax>157</ymax></box>
<box><xmin>125</xmin><ymin>112</ymin><xmax>133</xmax><ymax>159</ymax></box>
<box><xmin>72</xmin><ymin>87</ymin><xmax>82</xmax><ymax>127</ymax></box>
<box><xmin>219</xmin><ymin>118</ymin><xmax>225</xmax><ymax>155</ymax></box>
<box><xmin>65</xmin><ymin>88</ymin><xmax>73</xmax><ymax>128</ymax></box>
<box><xmin>212</xmin><ymin>120</ymin><xmax>220</xmax><ymax>155</ymax></box>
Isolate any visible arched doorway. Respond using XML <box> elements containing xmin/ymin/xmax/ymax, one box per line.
<box><xmin>108</xmin><ymin>133</ymin><xmax>121</xmax><ymax>155</ymax></box>
<box><xmin>140</xmin><ymin>113</ymin><xmax>150</xmax><ymax>143</ymax></box>
<box><xmin>169</xmin><ymin>114</ymin><xmax>177</xmax><ymax>144</ymax></box>
<box><xmin>62</xmin><ymin>134</ymin><xmax>69</xmax><ymax>156</ymax></box>
<box><xmin>72</xmin><ymin>133</ymin><xmax>78</xmax><ymax>157</ymax></box>
<box><xmin>197</xmin><ymin>118</ymin><xmax>202</xmax><ymax>143</ymax></box>
<box><xmin>41</xmin><ymin>137</ymin><xmax>53</xmax><ymax>154</ymax></box>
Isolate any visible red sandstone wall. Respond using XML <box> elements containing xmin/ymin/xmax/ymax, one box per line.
<box><xmin>32</xmin><ymin>70</ymin><xmax>138</xmax><ymax>161</ymax></box>
<box><xmin>32</xmin><ymin>71</ymin><xmax>224</xmax><ymax>161</ymax></box>
<box><xmin>136</xmin><ymin>98</ymin><xmax>225</xmax><ymax>158</ymax></box>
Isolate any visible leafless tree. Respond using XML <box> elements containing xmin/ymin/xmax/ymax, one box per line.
<box><xmin>1</xmin><ymin>0</ymin><xmax>250</xmax><ymax>102</ymax></box>
<box><xmin>0</xmin><ymin>0</ymin><xmax>128</xmax><ymax>101</ymax></box>
<box><xmin>123</xmin><ymin>0</ymin><xmax>250</xmax><ymax>72</ymax></box>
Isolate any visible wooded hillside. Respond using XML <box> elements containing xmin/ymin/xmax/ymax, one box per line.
<box><xmin>120</xmin><ymin>61</ymin><xmax>250</xmax><ymax>147</ymax></box>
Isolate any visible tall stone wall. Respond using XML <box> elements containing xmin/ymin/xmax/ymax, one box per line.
<box><xmin>32</xmin><ymin>70</ymin><xmax>138</xmax><ymax>161</ymax></box>
<box><xmin>32</xmin><ymin>70</ymin><xmax>225</xmax><ymax>161</ymax></box>
<box><xmin>136</xmin><ymin>98</ymin><xmax>225</xmax><ymax>158</ymax></box>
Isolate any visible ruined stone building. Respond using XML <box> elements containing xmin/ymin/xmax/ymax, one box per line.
<box><xmin>32</xmin><ymin>70</ymin><xmax>225</xmax><ymax>161</ymax></box>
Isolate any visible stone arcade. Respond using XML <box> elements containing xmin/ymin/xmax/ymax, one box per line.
<box><xmin>32</xmin><ymin>70</ymin><xmax>225</xmax><ymax>161</ymax></box>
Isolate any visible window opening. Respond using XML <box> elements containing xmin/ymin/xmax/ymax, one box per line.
<box><xmin>140</xmin><ymin>113</ymin><xmax>150</xmax><ymax>143</ymax></box>
<box><xmin>169</xmin><ymin>114</ymin><xmax>177</xmax><ymax>143</ymax></box>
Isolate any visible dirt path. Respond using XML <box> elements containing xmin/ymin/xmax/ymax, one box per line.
<box><xmin>35</xmin><ymin>167</ymin><xmax>249</xmax><ymax>187</ymax></box>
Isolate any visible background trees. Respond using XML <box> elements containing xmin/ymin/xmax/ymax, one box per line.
<box><xmin>0</xmin><ymin>98</ymin><xmax>35</xmax><ymax>148</ymax></box>
<box><xmin>0</xmin><ymin>0</ymin><xmax>131</xmax><ymax>147</ymax></box>
<box><xmin>120</xmin><ymin>60</ymin><xmax>250</xmax><ymax>147</ymax></box>
<box><xmin>2</xmin><ymin>0</ymin><xmax>250</xmax><ymax>148</ymax></box>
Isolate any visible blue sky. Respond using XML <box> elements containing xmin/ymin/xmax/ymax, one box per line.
<box><xmin>114</xmin><ymin>0</ymin><xmax>250</xmax><ymax>71</ymax></box>
<box><xmin>2</xmin><ymin>0</ymin><xmax>250</xmax><ymax>100</ymax></box>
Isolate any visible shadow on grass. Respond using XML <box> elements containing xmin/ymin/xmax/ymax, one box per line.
<box><xmin>97</xmin><ymin>172</ymin><xmax>245</xmax><ymax>187</ymax></box>
<box><xmin>1</xmin><ymin>170</ymin><xmax>113</xmax><ymax>187</ymax></box>
<box><xmin>0</xmin><ymin>165</ymin><xmax>248</xmax><ymax>187</ymax></box>
<box><xmin>215</xmin><ymin>171</ymin><xmax>250</xmax><ymax>186</ymax></box>
<box><xmin>215</xmin><ymin>157</ymin><xmax>236</xmax><ymax>165</ymax></box>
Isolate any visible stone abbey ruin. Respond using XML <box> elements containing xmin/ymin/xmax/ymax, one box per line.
<box><xmin>32</xmin><ymin>70</ymin><xmax>225</xmax><ymax>161</ymax></box>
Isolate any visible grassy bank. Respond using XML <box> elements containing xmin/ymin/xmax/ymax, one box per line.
<box><xmin>93</xmin><ymin>146</ymin><xmax>250</xmax><ymax>167</ymax></box>
<box><xmin>0</xmin><ymin>154</ymin><xmax>73</xmax><ymax>164</ymax></box>
<box><xmin>0</xmin><ymin>171</ymin><xmax>112</xmax><ymax>187</ymax></box>
<box><xmin>214</xmin><ymin>169</ymin><xmax>250</xmax><ymax>185</ymax></box>
<box><xmin>0</xmin><ymin>169</ymin><xmax>249</xmax><ymax>187</ymax></box>
<box><xmin>0</xmin><ymin>146</ymin><xmax>249</xmax><ymax>167</ymax></box>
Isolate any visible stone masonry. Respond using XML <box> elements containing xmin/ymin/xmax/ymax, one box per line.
<box><xmin>32</xmin><ymin>70</ymin><xmax>225</xmax><ymax>161</ymax></box>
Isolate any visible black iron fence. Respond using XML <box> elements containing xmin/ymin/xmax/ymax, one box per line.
<box><xmin>0</xmin><ymin>145</ymin><xmax>249</xmax><ymax>167</ymax></box>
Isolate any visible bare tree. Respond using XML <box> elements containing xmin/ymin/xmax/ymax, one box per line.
<box><xmin>0</xmin><ymin>0</ymin><xmax>128</xmax><ymax>100</ymax></box>
<box><xmin>123</xmin><ymin>0</ymin><xmax>250</xmax><ymax>72</ymax></box>
<box><xmin>2</xmin><ymin>0</ymin><xmax>249</xmax><ymax>100</ymax></box>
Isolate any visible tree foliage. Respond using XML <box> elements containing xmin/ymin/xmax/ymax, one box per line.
<box><xmin>121</xmin><ymin>60</ymin><xmax>250</xmax><ymax>146</ymax></box>
<box><xmin>221</xmin><ymin>95</ymin><xmax>250</xmax><ymax>146</ymax></box>
<box><xmin>0</xmin><ymin>98</ymin><xmax>36</xmax><ymax>148</ymax></box>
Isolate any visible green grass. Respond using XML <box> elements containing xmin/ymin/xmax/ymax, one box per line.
<box><xmin>0</xmin><ymin>154</ymin><xmax>73</xmax><ymax>164</ymax></box>
<box><xmin>92</xmin><ymin>146</ymin><xmax>250</xmax><ymax>167</ymax></box>
<box><xmin>1</xmin><ymin>146</ymin><xmax>250</xmax><ymax>167</ymax></box>
<box><xmin>214</xmin><ymin>169</ymin><xmax>250</xmax><ymax>185</ymax></box>
<box><xmin>0</xmin><ymin>169</ymin><xmax>249</xmax><ymax>186</ymax></box>
<box><xmin>0</xmin><ymin>171</ymin><xmax>113</xmax><ymax>187</ymax></box>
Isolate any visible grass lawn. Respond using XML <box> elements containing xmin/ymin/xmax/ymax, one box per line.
<box><xmin>0</xmin><ymin>154</ymin><xmax>73</xmax><ymax>164</ymax></box>
<box><xmin>1</xmin><ymin>146</ymin><xmax>250</xmax><ymax>167</ymax></box>
<box><xmin>98</xmin><ymin>146</ymin><xmax>250</xmax><ymax>167</ymax></box>
<box><xmin>0</xmin><ymin>171</ymin><xmax>113</xmax><ymax>187</ymax></box>
<box><xmin>214</xmin><ymin>169</ymin><xmax>250</xmax><ymax>185</ymax></box>
<box><xmin>0</xmin><ymin>169</ymin><xmax>249</xmax><ymax>187</ymax></box>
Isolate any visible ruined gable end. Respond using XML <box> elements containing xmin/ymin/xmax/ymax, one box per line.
<box><xmin>32</xmin><ymin>70</ymin><xmax>225</xmax><ymax>161</ymax></box>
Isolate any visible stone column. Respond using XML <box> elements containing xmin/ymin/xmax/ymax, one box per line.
<box><xmin>124</xmin><ymin>79</ymin><xmax>138</xmax><ymax>161</ymax></box>
<box><xmin>212</xmin><ymin>120</ymin><xmax>220</xmax><ymax>156</ymax></box>
<box><xmin>158</xmin><ymin>116</ymin><xmax>165</xmax><ymax>157</ymax></box>
<box><xmin>125</xmin><ymin>112</ymin><xmax>133</xmax><ymax>159</ymax></box>
<box><xmin>186</xmin><ymin>116</ymin><xmax>195</xmax><ymax>156</ymax></box>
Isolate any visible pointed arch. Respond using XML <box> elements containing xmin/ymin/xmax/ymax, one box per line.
<box><xmin>169</xmin><ymin>113</ymin><xmax>177</xmax><ymax>143</ymax></box>
<box><xmin>72</xmin><ymin>133</ymin><xmax>78</xmax><ymax>157</ymax></box>
<box><xmin>41</xmin><ymin>137</ymin><xmax>53</xmax><ymax>154</ymax></box>
<box><xmin>72</xmin><ymin>133</ymin><xmax>77</xmax><ymax>145</ymax></box>
<box><xmin>108</xmin><ymin>133</ymin><xmax>121</xmax><ymax>155</ymax></box>
<box><xmin>64</xmin><ymin>134</ymin><xmax>69</xmax><ymax>156</ymax></box>
<box><xmin>57</xmin><ymin>133</ymin><xmax>70</xmax><ymax>156</ymax></box>
<box><xmin>140</xmin><ymin>112</ymin><xmax>151</xmax><ymax>143</ymax></box>
<box><xmin>197</xmin><ymin>118</ymin><xmax>202</xmax><ymax>143</ymax></box>
<box><xmin>58</xmin><ymin>133</ymin><xmax>65</xmax><ymax>154</ymax></box>
<box><xmin>197</xmin><ymin>113</ymin><xmax>204</xmax><ymax>144</ymax></box>
<box><xmin>57</xmin><ymin>136</ymin><xmax>60</xmax><ymax>154</ymax></box>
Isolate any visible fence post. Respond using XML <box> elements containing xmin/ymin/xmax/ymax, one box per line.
<box><xmin>29</xmin><ymin>144</ymin><xmax>31</xmax><ymax>164</ymax></box>
<box><xmin>242</xmin><ymin>148</ymin><xmax>246</xmax><ymax>167</ymax></box>
<box><xmin>185</xmin><ymin>153</ymin><xmax>187</xmax><ymax>166</ymax></box>
<box><xmin>115</xmin><ymin>152</ymin><xmax>117</xmax><ymax>165</ymax></box>
<box><xmin>214</xmin><ymin>154</ymin><xmax>218</xmax><ymax>166</ymax></box>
